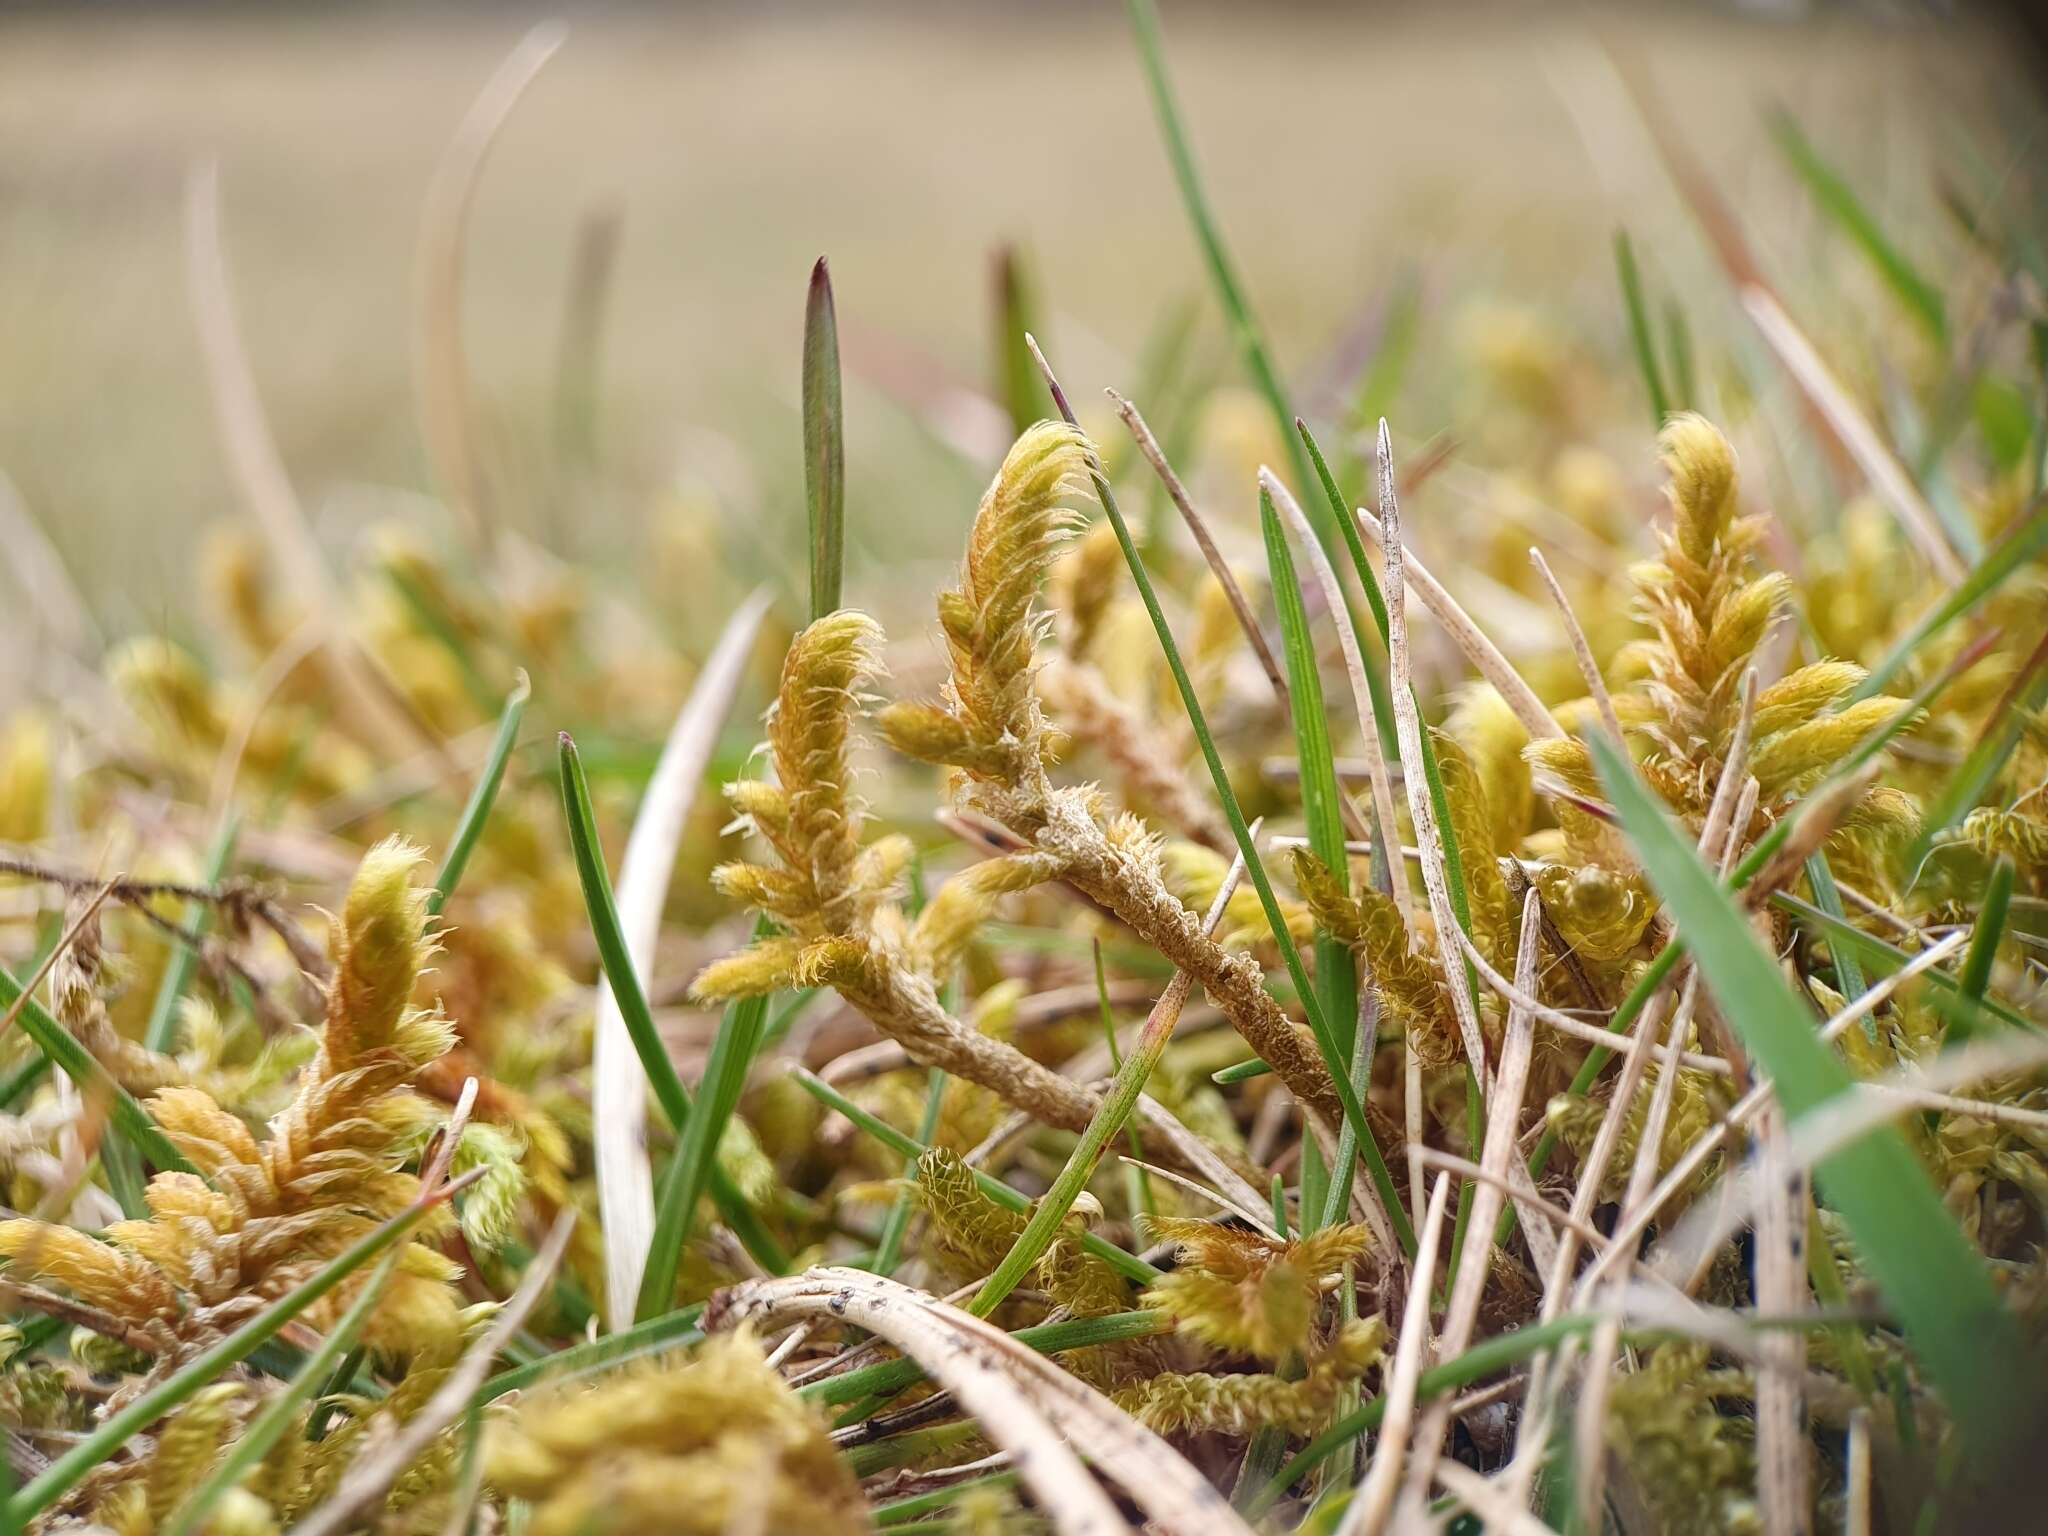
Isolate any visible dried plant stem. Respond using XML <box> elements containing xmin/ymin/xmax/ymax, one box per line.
<box><xmin>1755</xmin><ymin>1102</ymin><xmax>1814</xmax><ymax>1536</ymax></box>
<box><xmin>1376</xmin><ymin>425</ymin><xmax>1490</xmax><ymax>1087</ymax></box>
<box><xmin>1035</xmin><ymin>791</ymin><xmax>1341</xmax><ymax>1127</ymax></box>
<box><xmin>1111</xmin><ymin>389</ymin><xmax>1289</xmax><ymax>704</ymax></box>
<box><xmin>1353</xmin><ymin>498</ymin><xmax>1564</xmax><ymax>743</ymax></box>
<box><xmin>1529</xmin><ymin>547</ymin><xmax>1624</xmax><ymax>747</ymax></box>
<box><xmin>416</xmin><ymin>22</ymin><xmax>567</xmax><ymax>555</ymax></box>
<box><xmin>1338</xmin><ymin>1172</ymin><xmax>1452</xmax><ymax>1536</ymax></box>
<box><xmin>1403</xmin><ymin>889</ymin><xmax>1545</xmax><ymax>1507</ymax></box>
<box><xmin>593</xmin><ymin>589</ymin><xmax>770</xmax><ymax>1328</ymax></box>
<box><xmin>185</xmin><ymin>163</ymin><xmax>441</xmax><ymax>764</ymax></box>
<box><xmin>1573</xmin><ymin>931</ymin><xmax>1968</xmax><ymax>1303</ymax></box>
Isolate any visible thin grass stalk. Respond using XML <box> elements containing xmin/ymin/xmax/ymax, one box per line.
<box><xmin>1123</xmin><ymin>0</ymin><xmax>1328</xmax><ymax>545</ymax></box>
<box><xmin>428</xmin><ymin>670</ymin><xmax>530</xmax><ymax>917</ymax></box>
<box><xmin>1261</xmin><ymin>487</ymin><xmax>1361</xmax><ymax>1051</ymax></box>
<box><xmin>1095</xmin><ymin>940</ymin><xmax>1155</xmax><ymax>1222</ymax></box>
<box><xmin>1113</xmin><ymin>389</ymin><xmax>1289</xmax><ymax>703</ymax></box>
<box><xmin>1614</xmin><ymin>230</ymin><xmax>1671</xmax><ymax>426</ymax></box>
<box><xmin>1958</xmin><ymin>854</ymin><xmax>2015</xmax><ymax>1016</ymax></box>
<box><xmin>793</xmin><ymin>1068</ymin><xmax>1158</xmax><ymax>1285</ymax></box>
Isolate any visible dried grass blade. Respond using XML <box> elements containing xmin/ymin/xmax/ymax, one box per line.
<box><xmin>712</xmin><ymin>1268</ymin><xmax>1255</xmax><ymax>1535</ymax></box>
<box><xmin>185</xmin><ymin>163</ymin><xmax>439</xmax><ymax>761</ymax></box>
<box><xmin>415</xmin><ymin>23</ymin><xmax>567</xmax><ymax>554</ymax></box>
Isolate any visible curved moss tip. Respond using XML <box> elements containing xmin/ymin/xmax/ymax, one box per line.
<box><xmin>329</xmin><ymin>835</ymin><xmax>433</xmax><ymax>1063</ymax></box>
<box><xmin>1658</xmin><ymin>410</ymin><xmax>1738</xmax><ymax>556</ymax></box>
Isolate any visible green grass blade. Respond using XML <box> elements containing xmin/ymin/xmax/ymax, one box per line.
<box><xmin>1615</xmin><ymin>230</ymin><xmax>1671</xmax><ymax>426</ymax></box>
<box><xmin>143</xmin><ymin>813</ymin><xmax>240</xmax><ymax>1051</ymax></box>
<box><xmin>1261</xmin><ymin>487</ymin><xmax>1359</xmax><ymax>1052</ymax></box>
<box><xmin>1032</xmin><ymin>342</ymin><xmax>1415</xmax><ymax>1257</ymax></box>
<box><xmin>1298</xmin><ymin>419</ymin><xmax>1401</xmax><ymax>775</ymax></box>
<box><xmin>1125</xmin><ymin>0</ymin><xmax>1325</xmax><ymax>540</ymax></box>
<box><xmin>970</xmin><ymin>973</ymin><xmax>1195</xmax><ymax>1316</ymax></box>
<box><xmin>1957</xmin><ymin>853</ymin><xmax>2014</xmax><ymax>1018</ymax></box>
<box><xmin>637</xmin><ymin>971</ymin><xmax>772</xmax><ymax>1321</ymax></box>
<box><xmin>160</xmin><ymin>1249</ymin><xmax>401</xmax><ymax>1536</ymax></box>
<box><xmin>1769</xmin><ymin>108</ymin><xmax>1948</xmax><ymax>343</ymax></box>
<box><xmin>1663</xmin><ymin>297</ymin><xmax>1696</xmax><ymax>410</ymax></box>
<box><xmin>803</xmin><ymin>256</ymin><xmax>845</xmax><ymax>621</ymax></box>
<box><xmin>5</xmin><ymin>1192</ymin><xmax>434</xmax><ymax>1523</ymax></box>
<box><xmin>476</xmin><ymin>1304</ymin><xmax>707</xmax><ymax>1405</ymax></box>
<box><xmin>429</xmin><ymin>671</ymin><xmax>530</xmax><ymax>918</ymax></box>
<box><xmin>1804</xmin><ymin>851</ymin><xmax>1868</xmax><ymax>1001</ymax></box>
<box><xmin>557</xmin><ymin>732</ymin><xmax>789</xmax><ymax>1275</ymax></box>
<box><xmin>993</xmin><ymin>245</ymin><xmax>1043</xmax><ymax>438</ymax></box>
<box><xmin>871</xmin><ymin>1068</ymin><xmax>945</xmax><ymax>1277</ymax></box>
<box><xmin>1093</xmin><ymin>941</ymin><xmax>1153</xmax><ymax>1222</ymax></box>
<box><xmin>1211</xmin><ymin>1056</ymin><xmax>1271</xmax><ymax>1086</ymax></box>
<box><xmin>1771</xmin><ymin>892</ymin><xmax>2034</xmax><ymax>1037</ymax></box>
<box><xmin>0</xmin><ymin>965</ymin><xmax>192</xmax><ymax>1176</ymax></box>
<box><xmin>793</xmin><ymin>1068</ymin><xmax>1157</xmax><ymax>1285</ymax></box>
<box><xmin>1590</xmin><ymin>732</ymin><xmax>2025</xmax><ymax>1461</ymax></box>
<box><xmin>1851</xmin><ymin>495</ymin><xmax>2048</xmax><ymax>702</ymax></box>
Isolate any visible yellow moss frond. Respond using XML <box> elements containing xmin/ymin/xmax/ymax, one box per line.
<box><xmin>1433</xmin><ymin>730</ymin><xmax>1511</xmax><ymax>955</ymax></box>
<box><xmin>1142</xmin><ymin>1218</ymin><xmax>1372</xmax><ymax>1362</ymax></box>
<box><xmin>907</xmin><ymin>851</ymin><xmax>1060</xmax><ymax>974</ymax></box>
<box><xmin>690</xmin><ymin>936</ymin><xmax>806</xmax><ymax>1003</ymax></box>
<box><xmin>879</xmin><ymin>422</ymin><xmax>1098</xmax><ymax>789</ymax></box>
<box><xmin>912</xmin><ymin>1146</ymin><xmax>1026</xmax><ymax>1275</ymax></box>
<box><xmin>1523</xmin><ymin>734</ymin><xmax>1602</xmax><ymax>800</ymax></box>
<box><xmin>1114</xmin><ymin>1316</ymin><xmax>1386</xmax><ymax>1437</ymax></box>
<box><xmin>1749</xmin><ymin>696</ymin><xmax>1913</xmax><ymax>797</ymax></box>
<box><xmin>0</xmin><ymin>1220</ymin><xmax>180</xmax><ymax>1322</ymax></box>
<box><xmin>485</xmin><ymin>1331</ymin><xmax>866</xmax><ymax>1536</ymax></box>
<box><xmin>1292</xmin><ymin>851</ymin><xmax>1458</xmax><ymax>1066</ymax></box>
<box><xmin>1447</xmin><ymin>685</ymin><xmax>1533</xmax><ymax>853</ymax></box>
<box><xmin>758</xmin><ymin>610</ymin><xmax>890</xmax><ymax>930</ymax></box>
<box><xmin>1606</xmin><ymin>1342</ymin><xmax>1759</xmax><ymax>1536</ymax></box>
<box><xmin>1751</xmin><ymin>661</ymin><xmax>1864</xmax><ymax>738</ymax></box>
<box><xmin>1660</xmin><ymin>412</ymin><xmax>1741</xmax><ymax>567</ymax></box>
<box><xmin>326</xmin><ymin>837</ymin><xmax>436</xmax><ymax>1070</ymax></box>
<box><xmin>1533</xmin><ymin>862</ymin><xmax>1655</xmax><ymax>963</ymax></box>
<box><xmin>144</xmin><ymin>1382</ymin><xmax>244</xmax><ymax>1528</ymax></box>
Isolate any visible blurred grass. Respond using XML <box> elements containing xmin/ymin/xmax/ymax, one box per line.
<box><xmin>0</xmin><ymin>4</ymin><xmax>2030</xmax><ymax>650</ymax></box>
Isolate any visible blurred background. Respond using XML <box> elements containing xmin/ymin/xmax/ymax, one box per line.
<box><xmin>0</xmin><ymin>1</ymin><xmax>2039</xmax><ymax>661</ymax></box>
